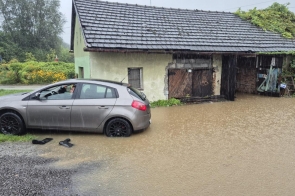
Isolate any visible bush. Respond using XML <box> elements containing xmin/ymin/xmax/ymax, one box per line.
<box><xmin>0</xmin><ymin>61</ymin><xmax>22</xmax><ymax>84</ymax></box>
<box><xmin>28</xmin><ymin>70</ymin><xmax>67</xmax><ymax>84</ymax></box>
<box><xmin>150</xmin><ymin>98</ymin><xmax>182</xmax><ymax>107</ymax></box>
<box><xmin>0</xmin><ymin>60</ymin><xmax>74</xmax><ymax>84</ymax></box>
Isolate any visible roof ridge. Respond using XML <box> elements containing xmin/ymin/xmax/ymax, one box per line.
<box><xmin>74</xmin><ymin>0</ymin><xmax>233</xmax><ymax>14</ymax></box>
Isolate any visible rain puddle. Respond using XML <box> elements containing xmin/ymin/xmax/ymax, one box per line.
<box><xmin>36</xmin><ymin>94</ymin><xmax>295</xmax><ymax>195</ymax></box>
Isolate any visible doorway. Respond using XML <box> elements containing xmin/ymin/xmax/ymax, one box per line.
<box><xmin>79</xmin><ymin>67</ymin><xmax>84</xmax><ymax>78</ymax></box>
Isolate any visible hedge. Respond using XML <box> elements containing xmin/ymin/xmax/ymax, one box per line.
<box><xmin>0</xmin><ymin>60</ymin><xmax>75</xmax><ymax>84</ymax></box>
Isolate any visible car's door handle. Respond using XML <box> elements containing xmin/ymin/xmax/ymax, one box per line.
<box><xmin>59</xmin><ymin>106</ymin><xmax>70</xmax><ymax>109</ymax></box>
<box><xmin>98</xmin><ymin>106</ymin><xmax>108</xmax><ymax>109</ymax></box>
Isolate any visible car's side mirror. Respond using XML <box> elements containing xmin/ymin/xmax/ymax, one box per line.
<box><xmin>32</xmin><ymin>92</ymin><xmax>41</xmax><ymax>100</ymax></box>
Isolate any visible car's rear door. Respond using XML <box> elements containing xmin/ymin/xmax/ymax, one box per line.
<box><xmin>70</xmin><ymin>83</ymin><xmax>117</xmax><ymax>131</ymax></box>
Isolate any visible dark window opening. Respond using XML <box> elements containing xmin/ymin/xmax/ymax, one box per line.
<box><xmin>128</xmin><ymin>68</ymin><xmax>142</xmax><ymax>89</ymax></box>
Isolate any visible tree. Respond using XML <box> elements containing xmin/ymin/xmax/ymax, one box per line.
<box><xmin>0</xmin><ymin>31</ymin><xmax>20</xmax><ymax>62</ymax></box>
<box><xmin>58</xmin><ymin>47</ymin><xmax>74</xmax><ymax>63</ymax></box>
<box><xmin>235</xmin><ymin>3</ymin><xmax>295</xmax><ymax>39</ymax></box>
<box><xmin>0</xmin><ymin>0</ymin><xmax>65</xmax><ymax>60</ymax></box>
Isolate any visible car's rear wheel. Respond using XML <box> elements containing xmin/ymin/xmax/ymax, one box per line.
<box><xmin>0</xmin><ymin>112</ymin><xmax>25</xmax><ymax>135</ymax></box>
<box><xmin>105</xmin><ymin>118</ymin><xmax>131</xmax><ymax>137</ymax></box>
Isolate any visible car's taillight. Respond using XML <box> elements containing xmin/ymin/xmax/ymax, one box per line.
<box><xmin>131</xmin><ymin>100</ymin><xmax>147</xmax><ymax>111</ymax></box>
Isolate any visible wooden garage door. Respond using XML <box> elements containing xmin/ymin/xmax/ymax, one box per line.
<box><xmin>168</xmin><ymin>69</ymin><xmax>212</xmax><ymax>98</ymax></box>
<box><xmin>192</xmin><ymin>69</ymin><xmax>212</xmax><ymax>97</ymax></box>
<box><xmin>168</xmin><ymin>69</ymin><xmax>192</xmax><ymax>98</ymax></box>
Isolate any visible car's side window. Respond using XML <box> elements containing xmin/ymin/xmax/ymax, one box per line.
<box><xmin>80</xmin><ymin>84</ymin><xmax>116</xmax><ymax>99</ymax></box>
<box><xmin>38</xmin><ymin>84</ymin><xmax>76</xmax><ymax>100</ymax></box>
<box><xmin>106</xmin><ymin>88</ymin><xmax>115</xmax><ymax>98</ymax></box>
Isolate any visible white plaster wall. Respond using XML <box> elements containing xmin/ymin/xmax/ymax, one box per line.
<box><xmin>74</xmin><ymin>17</ymin><xmax>90</xmax><ymax>78</ymax></box>
<box><xmin>89</xmin><ymin>52</ymin><xmax>172</xmax><ymax>101</ymax></box>
<box><xmin>213</xmin><ymin>54</ymin><xmax>222</xmax><ymax>95</ymax></box>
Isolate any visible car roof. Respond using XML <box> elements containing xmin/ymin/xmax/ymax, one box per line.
<box><xmin>63</xmin><ymin>79</ymin><xmax>129</xmax><ymax>86</ymax></box>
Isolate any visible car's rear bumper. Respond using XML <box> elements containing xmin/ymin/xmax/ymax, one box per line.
<box><xmin>132</xmin><ymin>114</ymin><xmax>151</xmax><ymax>132</ymax></box>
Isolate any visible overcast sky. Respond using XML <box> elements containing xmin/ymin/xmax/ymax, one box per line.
<box><xmin>60</xmin><ymin>0</ymin><xmax>295</xmax><ymax>44</ymax></box>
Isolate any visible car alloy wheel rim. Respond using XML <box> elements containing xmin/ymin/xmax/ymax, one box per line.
<box><xmin>109</xmin><ymin>121</ymin><xmax>127</xmax><ymax>137</ymax></box>
<box><xmin>0</xmin><ymin>116</ymin><xmax>20</xmax><ymax>134</ymax></box>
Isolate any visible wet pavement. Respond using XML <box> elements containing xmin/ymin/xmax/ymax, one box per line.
<box><xmin>31</xmin><ymin>94</ymin><xmax>295</xmax><ymax>195</ymax></box>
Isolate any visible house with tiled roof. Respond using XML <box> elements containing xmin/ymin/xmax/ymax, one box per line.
<box><xmin>70</xmin><ymin>0</ymin><xmax>295</xmax><ymax>101</ymax></box>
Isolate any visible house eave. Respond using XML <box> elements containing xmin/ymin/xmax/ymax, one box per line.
<box><xmin>83</xmin><ymin>47</ymin><xmax>258</xmax><ymax>56</ymax></box>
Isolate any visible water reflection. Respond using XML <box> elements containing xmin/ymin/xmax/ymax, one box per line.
<box><xmin>36</xmin><ymin>94</ymin><xmax>295</xmax><ymax>195</ymax></box>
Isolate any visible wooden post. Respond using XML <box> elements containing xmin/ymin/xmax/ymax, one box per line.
<box><xmin>228</xmin><ymin>55</ymin><xmax>237</xmax><ymax>101</ymax></box>
<box><xmin>221</xmin><ymin>55</ymin><xmax>237</xmax><ymax>101</ymax></box>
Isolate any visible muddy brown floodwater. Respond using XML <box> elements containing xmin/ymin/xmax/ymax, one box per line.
<box><xmin>36</xmin><ymin>94</ymin><xmax>295</xmax><ymax>195</ymax></box>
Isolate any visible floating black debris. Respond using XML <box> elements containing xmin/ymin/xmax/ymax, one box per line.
<box><xmin>59</xmin><ymin>138</ymin><xmax>74</xmax><ymax>148</ymax></box>
<box><xmin>32</xmin><ymin>138</ymin><xmax>53</xmax><ymax>145</ymax></box>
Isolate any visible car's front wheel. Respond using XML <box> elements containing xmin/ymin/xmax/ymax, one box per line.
<box><xmin>105</xmin><ymin>118</ymin><xmax>131</xmax><ymax>137</ymax></box>
<box><xmin>0</xmin><ymin>112</ymin><xmax>25</xmax><ymax>135</ymax></box>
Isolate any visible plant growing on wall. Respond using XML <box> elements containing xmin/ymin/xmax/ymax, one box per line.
<box><xmin>235</xmin><ymin>3</ymin><xmax>295</xmax><ymax>39</ymax></box>
<box><xmin>282</xmin><ymin>58</ymin><xmax>295</xmax><ymax>77</ymax></box>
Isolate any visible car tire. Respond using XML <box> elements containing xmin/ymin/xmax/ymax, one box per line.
<box><xmin>0</xmin><ymin>112</ymin><xmax>25</xmax><ymax>135</ymax></box>
<box><xmin>105</xmin><ymin>118</ymin><xmax>132</xmax><ymax>137</ymax></box>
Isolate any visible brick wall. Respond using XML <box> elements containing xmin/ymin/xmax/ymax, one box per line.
<box><xmin>236</xmin><ymin>67</ymin><xmax>257</xmax><ymax>94</ymax></box>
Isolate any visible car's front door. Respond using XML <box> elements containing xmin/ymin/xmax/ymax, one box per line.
<box><xmin>26</xmin><ymin>84</ymin><xmax>76</xmax><ymax>130</ymax></box>
<box><xmin>70</xmin><ymin>83</ymin><xmax>117</xmax><ymax>131</ymax></box>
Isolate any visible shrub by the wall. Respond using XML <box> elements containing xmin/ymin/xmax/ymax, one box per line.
<box><xmin>150</xmin><ymin>98</ymin><xmax>182</xmax><ymax>107</ymax></box>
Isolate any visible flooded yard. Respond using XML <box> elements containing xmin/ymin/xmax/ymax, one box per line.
<box><xmin>36</xmin><ymin>94</ymin><xmax>295</xmax><ymax>195</ymax></box>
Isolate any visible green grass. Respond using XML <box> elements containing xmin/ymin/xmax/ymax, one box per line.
<box><xmin>0</xmin><ymin>134</ymin><xmax>36</xmax><ymax>143</ymax></box>
<box><xmin>0</xmin><ymin>89</ymin><xmax>36</xmax><ymax>142</ymax></box>
<box><xmin>0</xmin><ymin>89</ymin><xmax>33</xmax><ymax>96</ymax></box>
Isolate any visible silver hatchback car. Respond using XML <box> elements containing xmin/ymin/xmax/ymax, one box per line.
<box><xmin>0</xmin><ymin>79</ymin><xmax>151</xmax><ymax>137</ymax></box>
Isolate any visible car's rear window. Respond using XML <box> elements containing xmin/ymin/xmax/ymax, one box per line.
<box><xmin>127</xmin><ymin>87</ymin><xmax>146</xmax><ymax>101</ymax></box>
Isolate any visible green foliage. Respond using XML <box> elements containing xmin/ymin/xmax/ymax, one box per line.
<box><xmin>0</xmin><ymin>60</ymin><xmax>22</xmax><ymax>84</ymax></box>
<box><xmin>235</xmin><ymin>3</ymin><xmax>295</xmax><ymax>38</ymax></box>
<box><xmin>0</xmin><ymin>61</ymin><xmax>74</xmax><ymax>84</ymax></box>
<box><xmin>0</xmin><ymin>31</ymin><xmax>20</xmax><ymax>62</ymax></box>
<box><xmin>46</xmin><ymin>49</ymin><xmax>57</xmax><ymax>62</ymax></box>
<box><xmin>258</xmin><ymin>51</ymin><xmax>295</xmax><ymax>55</ymax></box>
<box><xmin>0</xmin><ymin>31</ymin><xmax>74</xmax><ymax>62</ymax></box>
<box><xmin>150</xmin><ymin>98</ymin><xmax>182</xmax><ymax>108</ymax></box>
<box><xmin>282</xmin><ymin>58</ymin><xmax>295</xmax><ymax>77</ymax></box>
<box><xmin>0</xmin><ymin>1</ymin><xmax>73</xmax><ymax>63</ymax></box>
<box><xmin>0</xmin><ymin>134</ymin><xmax>36</xmax><ymax>143</ymax></box>
<box><xmin>58</xmin><ymin>47</ymin><xmax>74</xmax><ymax>63</ymax></box>
<box><xmin>25</xmin><ymin>52</ymin><xmax>36</xmax><ymax>62</ymax></box>
<box><xmin>0</xmin><ymin>0</ymin><xmax>65</xmax><ymax>53</ymax></box>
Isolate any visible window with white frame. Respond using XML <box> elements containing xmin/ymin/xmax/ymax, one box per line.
<box><xmin>128</xmin><ymin>68</ymin><xmax>143</xmax><ymax>89</ymax></box>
